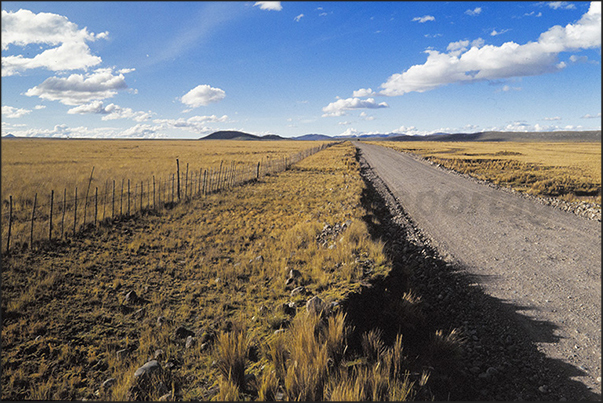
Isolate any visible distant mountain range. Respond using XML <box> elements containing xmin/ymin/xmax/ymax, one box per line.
<box><xmin>201</xmin><ymin>130</ymin><xmax>601</xmax><ymax>142</ymax></box>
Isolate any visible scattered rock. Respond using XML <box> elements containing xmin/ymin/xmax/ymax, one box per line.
<box><xmin>306</xmin><ymin>296</ymin><xmax>324</xmax><ymax>316</ymax></box>
<box><xmin>134</xmin><ymin>360</ymin><xmax>162</xmax><ymax>380</ymax></box>
<box><xmin>185</xmin><ymin>335</ymin><xmax>196</xmax><ymax>349</ymax></box>
<box><xmin>274</xmin><ymin>329</ymin><xmax>286</xmax><ymax>335</ymax></box>
<box><xmin>282</xmin><ymin>302</ymin><xmax>296</xmax><ymax>316</ymax></box>
<box><xmin>174</xmin><ymin>326</ymin><xmax>195</xmax><ymax>339</ymax></box>
<box><xmin>289</xmin><ymin>269</ymin><xmax>302</xmax><ymax>279</ymax></box>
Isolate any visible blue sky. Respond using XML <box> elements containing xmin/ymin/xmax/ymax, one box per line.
<box><xmin>1</xmin><ymin>1</ymin><xmax>601</xmax><ymax>139</ymax></box>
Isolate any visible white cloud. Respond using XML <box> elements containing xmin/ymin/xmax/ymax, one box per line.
<box><xmin>322</xmin><ymin>97</ymin><xmax>388</xmax><ymax>117</ymax></box>
<box><xmin>524</xmin><ymin>11</ymin><xmax>543</xmax><ymax>17</ymax></box>
<box><xmin>547</xmin><ymin>2</ymin><xmax>576</xmax><ymax>10</ymax></box>
<box><xmin>352</xmin><ymin>88</ymin><xmax>377</xmax><ymax>97</ymax></box>
<box><xmin>413</xmin><ymin>15</ymin><xmax>435</xmax><ymax>23</ymax></box>
<box><xmin>25</xmin><ymin>68</ymin><xmax>132</xmax><ymax>105</ymax></box>
<box><xmin>181</xmin><ymin>84</ymin><xmax>226</xmax><ymax>108</ymax></box>
<box><xmin>490</xmin><ymin>28</ymin><xmax>510</xmax><ymax>36</ymax></box>
<box><xmin>544</xmin><ymin>116</ymin><xmax>562</xmax><ymax>121</ymax></box>
<box><xmin>34</xmin><ymin>105</ymin><xmax>46</xmax><ymax>109</ymax></box>
<box><xmin>498</xmin><ymin>85</ymin><xmax>522</xmax><ymax>92</ymax></box>
<box><xmin>67</xmin><ymin>101</ymin><xmax>153</xmax><ymax>122</ymax></box>
<box><xmin>465</xmin><ymin>7</ymin><xmax>482</xmax><ymax>16</ymax></box>
<box><xmin>581</xmin><ymin>112</ymin><xmax>601</xmax><ymax>118</ymax></box>
<box><xmin>5</xmin><ymin>123</ymin><xmax>167</xmax><ymax>139</ymax></box>
<box><xmin>153</xmin><ymin>115</ymin><xmax>229</xmax><ymax>135</ymax></box>
<box><xmin>1</xmin><ymin>9</ymin><xmax>108</xmax><ymax>76</ymax></box>
<box><xmin>253</xmin><ymin>2</ymin><xmax>282</xmax><ymax>11</ymax></box>
<box><xmin>294</xmin><ymin>14</ymin><xmax>304</xmax><ymax>22</ymax></box>
<box><xmin>339</xmin><ymin>128</ymin><xmax>359</xmax><ymax>137</ymax></box>
<box><xmin>379</xmin><ymin>2</ymin><xmax>601</xmax><ymax>96</ymax></box>
<box><xmin>2</xmin><ymin>105</ymin><xmax>32</xmax><ymax>118</ymax></box>
<box><xmin>359</xmin><ymin>111</ymin><xmax>376</xmax><ymax>121</ymax></box>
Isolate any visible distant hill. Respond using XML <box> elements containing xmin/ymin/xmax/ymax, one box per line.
<box><xmin>201</xmin><ymin>130</ymin><xmax>286</xmax><ymax>140</ymax></box>
<box><xmin>294</xmin><ymin>134</ymin><xmax>334</xmax><ymax>141</ymax></box>
<box><xmin>2</xmin><ymin>133</ymin><xmax>16</xmax><ymax>138</ymax></box>
<box><xmin>380</xmin><ymin>130</ymin><xmax>601</xmax><ymax>142</ymax></box>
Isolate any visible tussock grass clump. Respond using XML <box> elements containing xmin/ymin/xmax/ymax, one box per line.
<box><xmin>214</xmin><ymin>323</ymin><xmax>250</xmax><ymax>390</ymax></box>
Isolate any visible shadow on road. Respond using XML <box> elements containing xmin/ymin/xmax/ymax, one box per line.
<box><xmin>346</xmin><ymin>149</ymin><xmax>600</xmax><ymax>401</ymax></box>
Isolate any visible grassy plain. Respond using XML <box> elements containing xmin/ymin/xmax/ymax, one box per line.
<box><xmin>1</xmin><ymin>138</ymin><xmax>327</xmax><ymax>210</ymax></box>
<box><xmin>367</xmin><ymin>141</ymin><xmax>601</xmax><ymax>204</ymax></box>
<box><xmin>2</xmin><ymin>142</ymin><xmax>452</xmax><ymax>400</ymax></box>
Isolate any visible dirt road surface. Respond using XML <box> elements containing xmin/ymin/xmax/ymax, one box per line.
<box><xmin>355</xmin><ymin>142</ymin><xmax>601</xmax><ymax>399</ymax></box>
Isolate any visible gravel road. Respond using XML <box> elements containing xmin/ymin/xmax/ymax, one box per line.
<box><xmin>354</xmin><ymin>141</ymin><xmax>601</xmax><ymax>399</ymax></box>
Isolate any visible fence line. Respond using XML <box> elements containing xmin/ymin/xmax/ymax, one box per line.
<box><xmin>2</xmin><ymin>143</ymin><xmax>335</xmax><ymax>253</ymax></box>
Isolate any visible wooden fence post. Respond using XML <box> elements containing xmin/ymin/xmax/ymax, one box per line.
<box><xmin>94</xmin><ymin>187</ymin><xmax>98</xmax><ymax>226</ymax></box>
<box><xmin>6</xmin><ymin>195</ymin><xmax>12</xmax><ymax>253</ymax></box>
<box><xmin>49</xmin><ymin>190</ymin><xmax>54</xmax><ymax>241</ymax></box>
<box><xmin>102</xmin><ymin>181</ymin><xmax>107</xmax><ymax>221</ymax></box>
<box><xmin>176</xmin><ymin>159</ymin><xmax>181</xmax><ymax>201</ymax></box>
<box><xmin>140</xmin><ymin>181</ymin><xmax>143</xmax><ymax>212</ymax></box>
<box><xmin>171</xmin><ymin>174</ymin><xmax>175</xmax><ymax>203</ymax></box>
<box><xmin>83</xmin><ymin>167</ymin><xmax>95</xmax><ymax>227</ymax></box>
<box><xmin>203</xmin><ymin>170</ymin><xmax>207</xmax><ymax>196</ymax></box>
<box><xmin>61</xmin><ymin>189</ymin><xmax>66</xmax><ymax>238</ymax></box>
<box><xmin>128</xmin><ymin>179</ymin><xmax>131</xmax><ymax>216</ymax></box>
<box><xmin>153</xmin><ymin>176</ymin><xmax>156</xmax><ymax>209</ymax></box>
<box><xmin>73</xmin><ymin>187</ymin><xmax>78</xmax><ymax>236</ymax></box>
<box><xmin>256</xmin><ymin>161</ymin><xmax>261</xmax><ymax>180</ymax></box>
<box><xmin>30</xmin><ymin>193</ymin><xmax>37</xmax><ymax>249</ymax></box>
<box><xmin>112</xmin><ymin>180</ymin><xmax>116</xmax><ymax>219</ymax></box>
<box><xmin>120</xmin><ymin>179</ymin><xmax>124</xmax><ymax>216</ymax></box>
<box><xmin>185</xmin><ymin>163</ymin><xmax>189</xmax><ymax>200</ymax></box>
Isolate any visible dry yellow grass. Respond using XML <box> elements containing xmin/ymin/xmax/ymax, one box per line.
<box><xmin>367</xmin><ymin>141</ymin><xmax>601</xmax><ymax>203</ymax></box>
<box><xmin>1</xmin><ymin>138</ymin><xmax>329</xmax><ymax>208</ymax></box>
<box><xmin>1</xmin><ymin>141</ymin><xmax>456</xmax><ymax>401</ymax></box>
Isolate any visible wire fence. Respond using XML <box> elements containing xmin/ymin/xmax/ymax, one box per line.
<box><xmin>2</xmin><ymin>143</ymin><xmax>333</xmax><ymax>253</ymax></box>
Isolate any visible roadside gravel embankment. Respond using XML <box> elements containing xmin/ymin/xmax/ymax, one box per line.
<box><xmin>354</xmin><ymin>142</ymin><xmax>601</xmax><ymax>401</ymax></box>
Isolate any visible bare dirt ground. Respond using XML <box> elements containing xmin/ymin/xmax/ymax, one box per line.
<box><xmin>354</xmin><ymin>141</ymin><xmax>601</xmax><ymax>401</ymax></box>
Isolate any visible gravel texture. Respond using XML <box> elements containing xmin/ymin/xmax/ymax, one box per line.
<box><xmin>355</xmin><ymin>142</ymin><xmax>601</xmax><ymax>401</ymax></box>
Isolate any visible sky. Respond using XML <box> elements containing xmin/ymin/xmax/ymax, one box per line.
<box><xmin>1</xmin><ymin>1</ymin><xmax>601</xmax><ymax>139</ymax></box>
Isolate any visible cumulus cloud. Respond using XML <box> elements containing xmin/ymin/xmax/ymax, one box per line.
<box><xmin>181</xmin><ymin>84</ymin><xmax>226</xmax><ymax>109</ymax></box>
<box><xmin>67</xmin><ymin>101</ymin><xmax>153</xmax><ymax>122</ymax></box>
<box><xmin>379</xmin><ymin>2</ymin><xmax>600</xmax><ymax>96</ymax></box>
<box><xmin>412</xmin><ymin>15</ymin><xmax>435</xmax><ymax>23</ymax></box>
<box><xmin>581</xmin><ymin>112</ymin><xmax>601</xmax><ymax>118</ymax></box>
<box><xmin>151</xmin><ymin>115</ymin><xmax>229</xmax><ymax>136</ymax></box>
<box><xmin>352</xmin><ymin>88</ymin><xmax>377</xmax><ymax>97</ymax></box>
<box><xmin>2</xmin><ymin>105</ymin><xmax>32</xmax><ymax>118</ymax></box>
<box><xmin>547</xmin><ymin>2</ymin><xmax>576</xmax><ymax>10</ymax></box>
<box><xmin>25</xmin><ymin>67</ymin><xmax>132</xmax><ymax>105</ymax></box>
<box><xmin>322</xmin><ymin>97</ymin><xmax>388</xmax><ymax>117</ymax></box>
<box><xmin>294</xmin><ymin>14</ymin><xmax>304</xmax><ymax>22</ymax></box>
<box><xmin>359</xmin><ymin>111</ymin><xmax>376</xmax><ymax>121</ymax></box>
<box><xmin>34</xmin><ymin>105</ymin><xmax>46</xmax><ymax>109</ymax></box>
<box><xmin>253</xmin><ymin>2</ymin><xmax>282</xmax><ymax>11</ymax></box>
<box><xmin>5</xmin><ymin>123</ymin><xmax>167</xmax><ymax>139</ymax></box>
<box><xmin>465</xmin><ymin>7</ymin><xmax>482</xmax><ymax>16</ymax></box>
<box><xmin>544</xmin><ymin>116</ymin><xmax>562</xmax><ymax>121</ymax></box>
<box><xmin>1</xmin><ymin>9</ymin><xmax>108</xmax><ymax>76</ymax></box>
